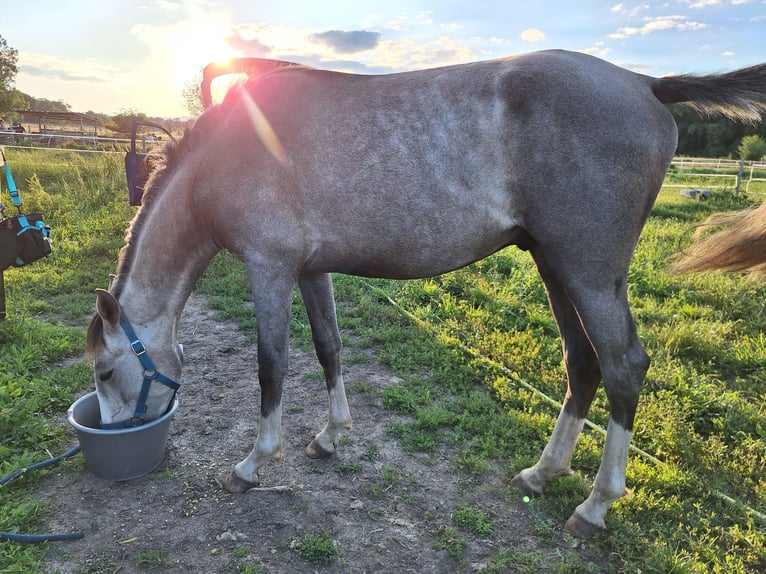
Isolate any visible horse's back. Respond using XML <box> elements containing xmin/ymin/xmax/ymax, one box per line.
<box><xmin>201</xmin><ymin>50</ymin><xmax>678</xmax><ymax>278</ymax></box>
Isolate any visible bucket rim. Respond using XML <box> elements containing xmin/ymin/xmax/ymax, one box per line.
<box><xmin>67</xmin><ymin>391</ymin><xmax>178</xmax><ymax>436</ymax></box>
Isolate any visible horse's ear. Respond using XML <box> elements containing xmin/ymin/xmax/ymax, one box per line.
<box><xmin>95</xmin><ymin>288</ymin><xmax>121</xmax><ymax>328</ymax></box>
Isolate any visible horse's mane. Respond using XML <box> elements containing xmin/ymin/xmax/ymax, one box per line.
<box><xmin>86</xmin><ymin>115</ymin><xmax>212</xmax><ymax>358</ymax></box>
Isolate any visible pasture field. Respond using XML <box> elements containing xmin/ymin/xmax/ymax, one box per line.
<box><xmin>0</xmin><ymin>148</ymin><xmax>764</xmax><ymax>573</ymax></box>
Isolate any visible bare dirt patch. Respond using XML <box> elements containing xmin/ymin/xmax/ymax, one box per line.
<box><xmin>39</xmin><ymin>293</ymin><xmax>600</xmax><ymax>573</ymax></box>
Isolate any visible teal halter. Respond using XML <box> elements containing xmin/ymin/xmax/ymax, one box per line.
<box><xmin>100</xmin><ymin>306</ymin><xmax>181</xmax><ymax>429</ymax></box>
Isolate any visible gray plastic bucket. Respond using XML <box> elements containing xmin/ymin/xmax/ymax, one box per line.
<box><xmin>67</xmin><ymin>391</ymin><xmax>178</xmax><ymax>481</ymax></box>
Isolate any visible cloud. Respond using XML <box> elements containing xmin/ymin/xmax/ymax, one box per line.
<box><xmin>580</xmin><ymin>42</ymin><xmax>611</xmax><ymax>58</ymax></box>
<box><xmin>687</xmin><ymin>0</ymin><xmax>722</xmax><ymax>7</ymax></box>
<box><xmin>686</xmin><ymin>0</ymin><xmax>754</xmax><ymax>7</ymax></box>
<box><xmin>520</xmin><ymin>28</ymin><xmax>546</xmax><ymax>42</ymax></box>
<box><xmin>18</xmin><ymin>53</ymin><xmax>117</xmax><ymax>84</ymax></box>
<box><xmin>220</xmin><ymin>22</ymin><xmax>476</xmax><ymax>73</ymax></box>
<box><xmin>363</xmin><ymin>36</ymin><xmax>477</xmax><ymax>71</ymax></box>
<box><xmin>611</xmin><ymin>3</ymin><xmax>651</xmax><ymax>17</ymax></box>
<box><xmin>310</xmin><ymin>30</ymin><xmax>382</xmax><ymax>54</ymax></box>
<box><xmin>608</xmin><ymin>15</ymin><xmax>706</xmax><ymax>38</ymax></box>
<box><xmin>225</xmin><ymin>28</ymin><xmax>271</xmax><ymax>57</ymax></box>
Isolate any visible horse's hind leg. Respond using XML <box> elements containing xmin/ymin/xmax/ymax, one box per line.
<box><xmin>562</xmin><ymin>281</ymin><xmax>649</xmax><ymax>537</ymax></box>
<box><xmin>511</xmin><ymin>248</ymin><xmax>602</xmax><ymax>496</ymax></box>
<box><xmin>299</xmin><ymin>273</ymin><xmax>353</xmax><ymax>459</ymax></box>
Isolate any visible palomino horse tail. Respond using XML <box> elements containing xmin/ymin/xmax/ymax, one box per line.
<box><xmin>672</xmin><ymin>201</ymin><xmax>766</xmax><ymax>276</ymax></box>
<box><xmin>650</xmin><ymin>63</ymin><xmax>766</xmax><ymax>276</ymax></box>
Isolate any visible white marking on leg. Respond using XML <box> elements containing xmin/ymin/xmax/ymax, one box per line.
<box><xmin>571</xmin><ymin>418</ymin><xmax>631</xmax><ymax>529</ymax></box>
<box><xmin>312</xmin><ymin>379</ymin><xmax>353</xmax><ymax>453</ymax></box>
<box><xmin>234</xmin><ymin>406</ymin><xmax>284</xmax><ymax>483</ymax></box>
<box><xmin>514</xmin><ymin>410</ymin><xmax>584</xmax><ymax>494</ymax></box>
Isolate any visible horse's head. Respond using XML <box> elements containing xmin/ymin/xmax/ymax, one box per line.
<box><xmin>87</xmin><ymin>289</ymin><xmax>182</xmax><ymax>428</ymax></box>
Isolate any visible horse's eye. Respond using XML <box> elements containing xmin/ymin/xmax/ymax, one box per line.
<box><xmin>98</xmin><ymin>369</ymin><xmax>114</xmax><ymax>382</ymax></box>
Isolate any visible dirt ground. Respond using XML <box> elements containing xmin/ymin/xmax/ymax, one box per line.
<box><xmin>38</xmin><ymin>293</ymin><xmax>599</xmax><ymax>573</ymax></box>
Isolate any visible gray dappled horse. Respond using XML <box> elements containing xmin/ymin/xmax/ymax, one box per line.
<box><xmin>86</xmin><ymin>50</ymin><xmax>766</xmax><ymax>537</ymax></box>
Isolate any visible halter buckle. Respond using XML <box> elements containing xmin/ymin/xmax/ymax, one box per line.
<box><xmin>130</xmin><ymin>339</ymin><xmax>146</xmax><ymax>355</ymax></box>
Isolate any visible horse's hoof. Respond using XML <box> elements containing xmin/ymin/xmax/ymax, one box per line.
<box><xmin>509</xmin><ymin>472</ymin><xmax>542</xmax><ymax>497</ymax></box>
<box><xmin>222</xmin><ymin>471</ymin><xmax>259</xmax><ymax>493</ymax></box>
<box><xmin>564</xmin><ymin>511</ymin><xmax>603</xmax><ymax>539</ymax></box>
<box><xmin>305</xmin><ymin>439</ymin><xmax>335</xmax><ymax>460</ymax></box>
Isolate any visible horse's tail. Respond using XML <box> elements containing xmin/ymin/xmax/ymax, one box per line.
<box><xmin>652</xmin><ymin>63</ymin><xmax>766</xmax><ymax>276</ymax></box>
<box><xmin>673</xmin><ymin>202</ymin><xmax>766</xmax><ymax>276</ymax></box>
<box><xmin>651</xmin><ymin>63</ymin><xmax>766</xmax><ymax>122</ymax></box>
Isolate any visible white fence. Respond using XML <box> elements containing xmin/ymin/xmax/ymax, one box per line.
<box><xmin>0</xmin><ymin>131</ymin><xmax>165</xmax><ymax>154</ymax></box>
<box><xmin>669</xmin><ymin>157</ymin><xmax>766</xmax><ymax>194</ymax></box>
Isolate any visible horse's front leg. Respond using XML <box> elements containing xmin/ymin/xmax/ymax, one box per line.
<box><xmin>223</xmin><ymin>275</ymin><xmax>293</xmax><ymax>493</ymax></box>
<box><xmin>299</xmin><ymin>273</ymin><xmax>352</xmax><ymax>459</ymax></box>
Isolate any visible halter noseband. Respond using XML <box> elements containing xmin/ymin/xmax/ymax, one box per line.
<box><xmin>100</xmin><ymin>306</ymin><xmax>181</xmax><ymax>429</ymax></box>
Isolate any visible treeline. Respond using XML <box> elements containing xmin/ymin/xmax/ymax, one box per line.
<box><xmin>671</xmin><ymin>105</ymin><xmax>766</xmax><ymax>158</ymax></box>
<box><xmin>15</xmin><ymin>92</ymin><xmax>190</xmax><ymax>136</ymax></box>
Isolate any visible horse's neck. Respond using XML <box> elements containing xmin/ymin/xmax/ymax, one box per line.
<box><xmin>118</xmin><ymin>174</ymin><xmax>217</xmax><ymax>328</ymax></box>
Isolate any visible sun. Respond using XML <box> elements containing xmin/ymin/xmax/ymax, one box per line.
<box><xmin>167</xmin><ymin>20</ymin><xmax>240</xmax><ymax>80</ymax></box>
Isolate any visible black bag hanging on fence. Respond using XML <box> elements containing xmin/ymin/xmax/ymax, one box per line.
<box><xmin>125</xmin><ymin>120</ymin><xmax>175</xmax><ymax>206</ymax></box>
<box><xmin>0</xmin><ymin>149</ymin><xmax>51</xmax><ymax>271</ymax></box>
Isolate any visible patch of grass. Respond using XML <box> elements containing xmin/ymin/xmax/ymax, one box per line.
<box><xmin>480</xmin><ymin>547</ymin><xmax>545</xmax><ymax>574</ymax></box>
<box><xmin>334</xmin><ymin>462</ymin><xmax>363</xmax><ymax>477</ymax></box>
<box><xmin>291</xmin><ymin>530</ymin><xmax>339</xmax><ymax>565</ymax></box>
<box><xmin>235</xmin><ymin>563</ymin><xmax>265</xmax><ymax>574</ymax></box>
<box><xmin>362</xmin><ymin>464</ymin><xmax>402</xmax><ymax>498</ymax></box>
<box><xmin>387</xmin><ymin>420</ymin><xmax>439</xmax><ymax>452</ymax></box>
<box><xmin>346</xmin><ymin>351</ymin><xmax>369</xmax><ymax>364</ymax></box>
<box><xmin>224</xmin><ymin>548</ymin><xmax>265</xmax><ymax>574</ymax></box>
<box><xmin>480</xmin><ymin>545</ymin><xmax>598</xmax><ymax>574</ymax></box>
<box><xmin>434</xmin><ymin>526</ymin><xmax>467</xmax><ymax>561</ymax></box>
<box><xmin>135</xmin><ymin>547</ymin><xmax>169</xmax><ymax>569</ymax></box>
<box><xmin>379</xmin><ymin>465</ymin><xmax>401</xmax><ymax>485</ymax></box>
<box><xmin>1</xmin><ymin>149</ymin><xmax>130</xmax><ymax>573</ymax></box>
<box><xmin>452</xmin><ymin>505</ymin><xmax>495</xmax><ymax>538</ymax></box>
<box><xmin>361</xmin><ymin>443</ymin><xmax>380</xmax><ymax>461</ymax></box>
<box><xmin>353</xmin><ymin>380</ymin><xmax>374</xmax><ymax>396</ymax></box>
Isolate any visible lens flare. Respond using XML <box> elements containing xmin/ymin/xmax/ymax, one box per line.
<box><xmin>240</xmin><ymin>88</ymin><xmax>287</xmax><ymax>165</ymax></box>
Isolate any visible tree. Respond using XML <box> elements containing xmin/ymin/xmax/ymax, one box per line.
<box><xmin>738</xmin><ymin>135</ymin><xmax>766</xmax><ymax>161</ymax></box>
<box><xmin>0</xmin><ymin>34</ymin><xmax>20</xmax><ymax>117</ymax></box>
<box><xmin>671</xmin><ymin>105</ymin><xmax>766</xmax><ymax>158</ymax></box>
<box><xmin>105</xmin><ymin>109</ymin><xmax>148</xmax><ymax>135</ymax></box>
<box><xmin>182</xmin><ymin>69</ymin><xmax>204</xmax><ymax>116</ymax></box>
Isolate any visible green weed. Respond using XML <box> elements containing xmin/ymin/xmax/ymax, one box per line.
<box><xmin>291</xmin><ymin>530</ymin><xmax>339</xmax><ymax>565</ymax></box>
<box><xmin>135</xmin><ymin>547</ymin><xmax>169</xmax><ymax>569</ymax></box>
<box><xmin>434</xmin><ymin>526</ymin><xmax>467</xmax><ymax>561</ymax></box>
<box><xmin>452</xmin><ymin>505</ymin><xmax>495</xmax><ymax>537</ymax></box>
<box><xmin>334</xmin><ymin>462</ymin><xmax>364</xmax><ymax>477</ymax></box>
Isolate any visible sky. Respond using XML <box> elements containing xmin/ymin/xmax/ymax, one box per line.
<box><xmin>3</xmin><ymin>0</ymin><xmax>765</xmax><ymax>118</ymax></box>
